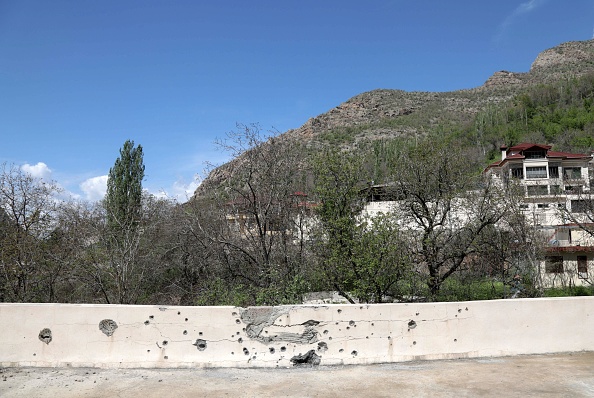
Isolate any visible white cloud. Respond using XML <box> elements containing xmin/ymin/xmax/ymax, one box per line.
<box><xmin>152</xmin><ymin>176</ymin><xmax>201</xmax><ymax>202</ymax></box>
<box><xmin>515</xmin><ymin>0</ymin><xmax>545</xmax><ymax>14</ymax></box>
<box><xmin>21</xmin><ymin>162</ymin><xmax>52</xmax><ymax>180</ymax></box>
<box><xmin>19</xmin><ymin>162</ymin><xmax>79</xmax><ymax>201</ymax></box>
<box><xmin>171</xmin><ymin>178</ymin><xmax>200</xmax><ymax>201</ymax></box>
<box><xmin>494</xmin><ymin>0</ymin><xmax>548</xmax><ymax>43</ymax></box>
<box><xmin>80</xmin><ymin>175</ymin><xmax>108</xmax><ymax>202</ymax></box>
<box><xmin>18</xmin><ymin>163</ymin><xmax>199</xmax><ymax>203</ymax></box>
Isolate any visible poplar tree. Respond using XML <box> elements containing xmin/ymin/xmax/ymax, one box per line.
<box><xmin>105</xmin><ymin>140</ymin><xmax>145</xmax><ymax>231</ymax></box>
<box><xmin>96</xmin><ymin>140</ymin><xmax>146</xmax><ymax>304</ymax></box>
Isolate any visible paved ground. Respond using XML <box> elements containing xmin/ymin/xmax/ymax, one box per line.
<box><xmin>1</xmin><ymin>352</ymin><xmax>593</xmax><ymax>397</ymax></box>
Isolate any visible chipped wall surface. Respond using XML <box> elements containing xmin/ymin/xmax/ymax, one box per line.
<box><xmin>1</xmin><ymin>298</ymin><xmax>593</xmax><ymax>368</ymax></box>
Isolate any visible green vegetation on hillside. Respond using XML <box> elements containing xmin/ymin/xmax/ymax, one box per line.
<box><xmin>467</xmin><ymin>73</ymin><xmax>594</xmax><ymax>163</ymax></box>
<box><xmin>353</xmin><ymin>72</ymin><xmax>594</xmax><ymax>179</ymax></box>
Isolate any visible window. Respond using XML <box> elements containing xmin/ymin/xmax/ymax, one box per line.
<box><xmin>549</xmin><ymin>185</ymin><xmax>561</xmax><ymax>195</ymax></box>
<box><xmin>545</xmin><ymin>256</ymin><xmax>564</xmax><ymax>273</ymax></box>
<box><xmin>526</xmin><ymin>166</ymin><xmax>547</xmax><ymax>179</ymax></box>
<box><xmin>571</xmin><ymin>200</ymin><xmax>594</xmax><ymax>213</ymax></box>
<box><xmin>524</xmin><ymin>150</ymin><xmax>546</xmax><ymax>159</ymax></box>
<box><xmin>549</xmin><ymin>165</ymin><xmax>560</xmax><ymax>178</ymax></box>
<box><xmin>565</xmin><ymin>185</ymin><xmax>583</xmax><ymax>194</ymax></box>
<box><xmin>578</xmin><ymin>256</ymin><xmax>588</xmax><ymax>278</ymax></box>
<box><xmin>537</xmin><ymin>203</ymin><xmax>549</xmax><ymax>209</ymax></box>
<box><xmin>511</xmin><ymin>167</ymin><xmax>524</xmax><ymax>179</ymax></box>
<box><xmin>267</xmin><ymin>217</ymin><xmax>284</xmax><ymax>232</ymax></box>
<box><xmin>563</xmin><ymin>167</ymin><xmax>582</xmax><ymax>179</ymax></box>
<box><xmin>520</xmin><ymin>204</ymin><xmax>529</xmax><ymax>210</ymax></box>
<box><xmin>527</xmin><ymin>185</ymin><xmax>548</xmax><ymax>196</ymax></box>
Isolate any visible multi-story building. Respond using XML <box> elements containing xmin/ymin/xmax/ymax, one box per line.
<box><xmin>485</xmin><ymin>143</ymin><xmax>594</xmax><ymax>287</ymax></box>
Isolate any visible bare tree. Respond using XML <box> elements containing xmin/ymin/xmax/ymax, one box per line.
<box><xmin>48</xmin><ymin>193</ymin><xmax>176</xmax><ymax>305</ymax></box>
<box><xmin>0</xmin><ymin>163</ymin><xmax>62</xmax><ymax>302</ymax></box>
<box><xmin>558</xmin><ymin>181</ymin><xmax>594</xmax><ymax>237</ymax></box>
<box><xmin>389</xmin><ymin>140</ymin><xmax>518</xmax><ymax>298</ymax></box>
<box><xmin>190</xmin><ymin>124</ymin><xmax>311</xmax><ymax>304</ymax></box>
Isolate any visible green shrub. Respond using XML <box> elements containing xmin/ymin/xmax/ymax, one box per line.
<box><xmin>543</xmin><ymin>285</ymin><xmax>594</xmax><ymax>297</ymax></box>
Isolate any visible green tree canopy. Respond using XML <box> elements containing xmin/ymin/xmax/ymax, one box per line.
<box><xmin>105</xmin><ymin>140</ymin><xmax>145</xmax><ymax>231</ymax></box>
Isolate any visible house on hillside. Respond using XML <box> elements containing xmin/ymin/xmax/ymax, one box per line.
<box><xmin>361</xmin><ymin>184</ymin><xmax>401</xmax><ymax>218</ymax></box>
<box><xmin>485</xmin><ymin>143</ymin><xmax>594</xmax><ymax>287</ymax></box>
<box><xmin>224</xmin><ymin>191</ymin><xmax>317</xmax><ymax>242</ymax></box>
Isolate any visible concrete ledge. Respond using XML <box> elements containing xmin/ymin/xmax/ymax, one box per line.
<box><xmin>1</xmin><ymin>297</ymin><xmax>593</xmax><ymax>368</ymax></box>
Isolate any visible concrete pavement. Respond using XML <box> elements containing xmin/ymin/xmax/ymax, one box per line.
<box><xmin>1</xmin><ymin>352</ymin><xmax>593</xmax><ymax>397</ymax></box>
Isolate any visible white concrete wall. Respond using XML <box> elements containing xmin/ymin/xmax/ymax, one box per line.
<box><xmin>1</xmin><ymin>298</ymin><xmax>593</xmax><ymax>368</ymax></box>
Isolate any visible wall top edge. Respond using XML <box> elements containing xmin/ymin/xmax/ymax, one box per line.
<box><xmin>0</xmin><ymin>296</ymin><xmax>592</xmax><ymax>309</ymax></box>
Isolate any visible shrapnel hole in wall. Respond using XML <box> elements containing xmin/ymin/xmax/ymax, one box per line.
<box><xmin>193</xmin><ymin>339</ymin><xmax>207</xmax><ymax>351</ymax></box>
<box><xmin>38</xmin><ymin>328</ymin><xmax>52</xmax><ymax>344</ymax></box>
<box><xmin>99</xmin><ymin>319</ymin><xmax>118</xmax><ymax>337</ymax></box>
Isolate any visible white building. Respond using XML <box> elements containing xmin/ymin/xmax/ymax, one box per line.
<box><xmin>361</xmin><ymin>143</ymin><xmax>594</xmax><ymax>289</ymax></box>
<box><xmin>485</xmin><ymin>143</ymin><xmax>594</xmax><ymax>287</ymax></box>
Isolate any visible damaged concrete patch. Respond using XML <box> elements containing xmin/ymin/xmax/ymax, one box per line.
<box><xmin>268</xmin><ymin>327</ymin><xmax>318</xmax><ymax>344</ymax></box>
<box><xmin>240</xmin><ymin>306</ymin><xmax>319</xmax><ymax>345</ymax></box>
<box><xmin>290</xmin><ymin>350</ymin><xmax>321</xmax><ymax>366</ymax></box>
<box><xmin>240</xmin><ymin>307</ymin><xmax>288</xmax><ymax>338</ymax></box>
<box><xmin>38</xmin><ymin>328</ymin><xmax>52</xmax><ymax>345</ymax></box>
<box><xmin>99</xmin><ymin>319</ymin><xmax>118</xmax><ymax>337</ymax></box>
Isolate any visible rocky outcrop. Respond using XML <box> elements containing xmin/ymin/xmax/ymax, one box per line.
<box><xmin>531</xmin><ymin>39</ymin><xmax>594</xmax><ymax>71</ymax></box>
<box><xmin>483</xmin><ymin>70</ymin><xmax>527</xmax><ymax>88</ymax></box>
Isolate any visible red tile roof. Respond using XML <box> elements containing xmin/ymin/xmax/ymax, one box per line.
<box><xmin>484</xmin><ymin>143</ymin><xmax>592</xmax><ymax>172</ymax></box>
<box><xmin>546</xmin><ymin>150</ymin><xmax>590</xmax><ymax>159</ymax></box>
<box><xmin>508</xmin><ymin>143</ymin><xmax>551</xmax><ymax>151</ymax></box>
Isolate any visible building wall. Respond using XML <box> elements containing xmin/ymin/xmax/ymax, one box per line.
<box><xmin>541</xmin><ymin>252</ymin><xmax>593</xmax><ymax>287</ymax></box>
<box><xmin>541</xmin><ymin>227</ymin><xmax>594</xmax><ymax>287</ymax></box>
<box><xmin>1</xmin><ymin>298</ymin><xmax>593</xmax><ymax>368</ymax></box>
<box><xmin>362</xmin><ymin>200</ymin><xmax>396</xmax><ymax>218</ymax></box>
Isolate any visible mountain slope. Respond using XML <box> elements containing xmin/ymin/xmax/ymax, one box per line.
<box><xmin>195</xmin><ymin>39</ymin><xmax>594</xmax><ymax>198</ymax></box>
<box><xmin>284</xmin><ymin>39</ymin><xmax>594</xmax><ymax>145</ymax></box>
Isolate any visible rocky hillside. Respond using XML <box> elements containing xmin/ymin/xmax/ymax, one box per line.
<box><xmin>285</xmin><ymin>40</ymin><xmax>594</xmax><ymax>144</ymax></box>
<box><xmin>194</xmin><ymin>39</ymin><xmax>594</xmax><ymax>197</ymax></box>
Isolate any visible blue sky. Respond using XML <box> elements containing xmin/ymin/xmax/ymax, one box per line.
<box><xmin>1</xmin><ymin>0</ymin><xmax>593</xmax><ymax>201</ymax></box>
